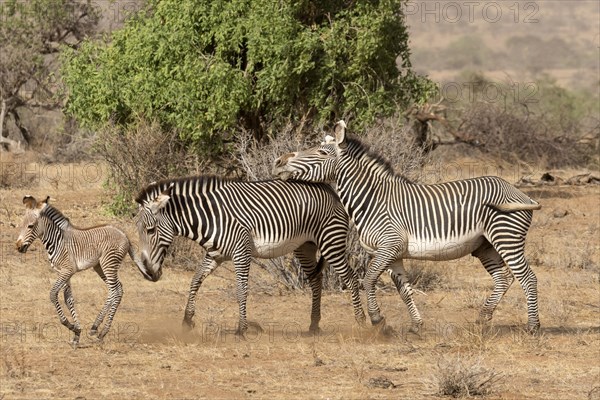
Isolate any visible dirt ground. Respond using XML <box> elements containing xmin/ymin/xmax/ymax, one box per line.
<box><xmin>0</xmin><ymin>160</ymin><xmax>599</xmax><ymax>399</ymax></box>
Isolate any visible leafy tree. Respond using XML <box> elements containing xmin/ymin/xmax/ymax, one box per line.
<box><xmin>0</xmin><ymin>0</ymin><xmax>98</xmax><ymax>150</ymax></box>
<box><xmin>62</xmin><ymin>0</ymin><xmax>435</xmax><ymax>155</ymax></box>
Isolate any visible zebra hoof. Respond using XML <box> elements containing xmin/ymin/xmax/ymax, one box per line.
<box><xmin>308</xmin><ymin>325</ymin><xmax>322</xmax><ymax>336</ymax></box>
<box><xmin>526</xmin><ymin>323</ymin><xmax>541</xmax><ymax>335</ymax></box>
<box><xmin>182</xmin><ymin>319</ymin><xmax>195</xmax><ymax>331</ymax></box>
<box><xmin>235</xmin><ymin>328</ymin><xmax>247</xmax><ymax>340</ymax></box>
<box><xmin>476</xmin><ymin>312</ymin><xmax>493</xmax><ymax>324</ymax></box>
<box><xmin>408</xmin><ymin>322</ymin><xmax>423</xmax><ymax>334</ymax></box>
<box><xmin>370</xmin><ymin>315</ymin><xmax>385</xmax><ymax>326</ymax></box>
<box><xmin>70</xmin><ymin>336</ymin><xmax>80</xmax><ymax>349</ymax></box>
<box><xmin>89</xmin><ymin>328</ymin><xmax>98</xmax><ymax>337</ymax></box>
<box><xmin>371</xmin><ymin>319</ymin><xmax>398</xmax><ymax>338</ymax></box>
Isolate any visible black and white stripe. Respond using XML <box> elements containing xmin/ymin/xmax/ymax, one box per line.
<box><xmin>15</xmin><ymin>196</ymin><xmax>140</xmax><ymax>347</ymax></box>
<box><xmin>134</xmin><ymin>176</ymin><xmax>365</xmax><ymax>334</ymax></box>
<box><xmin>273</xmin><ymin>121</ymin><xmax>541</xmax><ymax>333</ymax></box>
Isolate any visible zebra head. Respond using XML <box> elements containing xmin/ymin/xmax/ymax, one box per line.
<box><xmin>272</xmin><ymin>120</ymin><xmax>348</xmax><ymax>183</ymax></box>
<box><xmin>16</xmin><ymin>195</ymin><xmax>49</xmax><ymax>253</ymax></box>
<box><xmin>135</xmin><ymin>183</ymin><xmax>176</xmax><ymax>282</ymax></box>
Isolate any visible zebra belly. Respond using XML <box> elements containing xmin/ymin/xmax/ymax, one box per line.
<box><xmin>252</xmin><ymin>236</ymin><xmax>310</xmax><ymax>259</ymax></box>
<box><xmin>75</xmin><ymin>257</ymin><xmax>99</xmax><ymax>271</ymax></box>
<box><xmin>404</xmin><ymin>233</ymin><xmax>485</xmax><ymax>261</ymax></box>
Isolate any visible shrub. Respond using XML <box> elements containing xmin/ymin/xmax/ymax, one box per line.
<box><xmin>405</xmin><ymin>263</ymin><xmax>445</xmax><ymax>291</ymax></box>
<box><xmin>62</xmin><ymin>0</ymin><xmax>436</xmax><ymax>158</ymax></box>
<box><xmin>432</xmin><ymin>355</ymin><xmax>503</xmax><ymax>398</ymax></box>
<box><xmin>441</xmin><ymin>73</ymin><xmax>599</xmax><ymax>169</ymax></box>
<box><xmin>0</xmin><ymin>151</ymin><xmax>37</xmax><ymax>188</ymax></box>
<box><xmin>95</xmin><ymin>119</ymin><xmax>205</xmax><ymax>215</ymax></box>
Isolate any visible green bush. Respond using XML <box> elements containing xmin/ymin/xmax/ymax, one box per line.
<box><xmin>61</xmin><ymin>0</ymin><xmax>435</xmax><ymax>158</ymax></box>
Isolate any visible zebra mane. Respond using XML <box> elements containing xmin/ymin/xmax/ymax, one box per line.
<box><xmin>41</xmin><ymin>204</ymin><xmax>71</xmax><ymax>229</ymax></box>
<box><xmin>135</xmin><ymin>175</ymin><xmax>236</xmax><ymax>204</ymax></box>
<box><xmin>345</xmin><ymin>135</ymin><xmax>410</xmax><ymax>182</ymax></box>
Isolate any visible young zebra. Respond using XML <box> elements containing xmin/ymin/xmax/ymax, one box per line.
<box><xmin>15</xmin><ymin>196</ymin><xmax>144</xmax><ymax>347</ymax></box>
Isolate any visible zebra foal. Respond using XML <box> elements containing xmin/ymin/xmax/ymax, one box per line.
<box><xmin>273</xmin><ymin>121</ymin><xmax>543</xmax><ymax>333</ymax></box>
<box><xmin>15</xmin><ymin>196</ymin><xmax>143</xmax><ymax>347</ymax></box>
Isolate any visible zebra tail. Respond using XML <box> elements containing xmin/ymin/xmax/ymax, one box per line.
<box><xmin>305</xmin><ymin>256</ymin><xmax>327</xmax><ymax>281</ymax></box>
<box><xmin>488</xmin><ymin>202</ymin><xmax>542</xmax><ymax>212</ymax></box>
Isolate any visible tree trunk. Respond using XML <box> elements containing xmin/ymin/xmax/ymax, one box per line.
<box><xmin>0</xmin><ymin>98</ymin><xmax>23</xmax><ymax>152</ymax></box>
<box><xmin>0</xmin><ymin>98</ymin><xmax>5</xmax><ymax>140</ymax></box>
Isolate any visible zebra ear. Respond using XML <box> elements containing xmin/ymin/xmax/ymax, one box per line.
<box><xmin>149</xmin><ymin>184</ymin><xmax>174</xmax><ymax>214</ymax></box>
<box><xmin>149</xmin><ymin>194</ymin><xmax>170</xmax><ymax>214</ymax></box>
<box><xmin>334</xmin><ymin>120</ymin><xmax>347</xmax><ymax>148</ymax></box>
<box><xmin>23</xmin><ymin>195</ymin><xmax>37</xmax><ymax>209</ymax></box>
<box><xmin>38</xmin><ymin>196</ymin><xmax>50</xmax><ymax>210</ymax></box>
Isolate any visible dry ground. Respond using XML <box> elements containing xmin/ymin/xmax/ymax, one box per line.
<box><xmin>0</xmin><ymin>160</ymin><xmax>599</xmax><ymax>399</ymax></box>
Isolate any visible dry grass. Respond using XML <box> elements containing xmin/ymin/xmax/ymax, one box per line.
<box><xmin>0</xmin><ymin>162</ymin><xmax>599</xmax><ymax>399</ymax></box>
<box><xmin>0</xmin><ymin>151</ymin><xmax>40</xmax><ymax>188</ymax></box>
<box><xmin>1</xmin><ymin>348</ymin><xmax>30</xmax><ymax>379</ymax></box>
<box><xmin>432</xmin><ymin>354</ymin><xmax>503</xmax><ymax>397</ymax></box>
<box><xmin>405</xmin><ymin>263</ymin><xmax>446</xmax><ymax>291</ymax></box>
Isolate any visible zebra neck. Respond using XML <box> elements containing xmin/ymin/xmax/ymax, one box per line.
<box><xmin>166</xmin><ymin>192</ymin><xmax>204</xmax><ymax>241</ymax></box>
<box><xmin>335</xmin><ymin>154</ymin><xmax>411</xmax><ymax>229</ymax></box>
<box><xmin>39</xmin><ymin>209</ymin><xmax>71</xmax><ymax>259</ymax></box>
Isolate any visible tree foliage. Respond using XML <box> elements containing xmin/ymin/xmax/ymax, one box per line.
<box><xmin>0</xmin><ymin>0</ymin><xmax>98</xmax><ymax>149</ymax></box>
<box><xmin>62</xmin><ymin>0</ymin><xmax>435</xmax><ymax>154</ymax></box>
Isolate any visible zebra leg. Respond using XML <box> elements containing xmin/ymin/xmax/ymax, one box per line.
<box><xmin>233</xmin><ymin>245</ymin><xmax>252</xmax><ymax>336</ymax></box>
<box><xmin>90</xmin><ymin>265</ymin><xmax>109</xmax><ymax>337</ymax></box>
<box><xmin>389</xmin><ymin>260</ymin><xmax>423</xmax><ymax>333</ymax></box>
<box><xmin>318</xmin><ymin>241</ymin><xmax>366</xmax><ymax>327</ymax></box>
<box><xmin>98</xmin><ymin>280</ymin><xmax>123</xmax><ymax>340</ymax></box>
<box><xmin>183</xmin><ymin>254</ymin><xmax>218</xmax><ymax>330</ymax></box>
<box><xmin>62</xmin><ymin>281</ymin><xmax>82</xmax><ymax>345</ymax></box>
<box><xmin>294</xmin><ymin>243</ymin><xmax>323</xmax><ymax>333</ymax></box>
<box><xmin>63</xmin><ymin>282</ymin><xmax>81</xmax><ymax>329</ymax></box>
<box><xmin>50</xmin><ymin>274</ymin><xmax>81</xmax><ymax>347</ymax></box>
<box><xmin>472</xmin><ymin>241</ymin><xmax>514</xmax><ymax>323</ymax></box>
<box><xmin>490</xmin><ymin>239</ymin><xmax>540</xmax><ymax>333</ymax></box>
<box><xmin>363</xmin><ymin>249</ymin><xmax>399</xmax><ymax>326</ymax></box>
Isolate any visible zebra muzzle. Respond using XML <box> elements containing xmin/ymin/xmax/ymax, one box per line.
<box><xmin>278</xmin><ymin>171</ymin><xmax>292</xmax><ymax>181</ymax></box>
<box><xmin>149</xmin><ymin>268</ymin><xmax>162</xmax><ymax>282</ymax></box>
<box><xmin>16</xmin><ymin>241</ymin><xmax>29</xmax><ymax>253</ymax></box>
<box><xmin>140</xmin><ymin>256</ymin><xmax>163</xmax><ymax>282</ymax></box>
<box><xmin>273</xmin><ymin>169</ymin><xmax>298</xmax><ymax>181</ymax></box>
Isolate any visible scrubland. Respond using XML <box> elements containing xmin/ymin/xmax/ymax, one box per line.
<box><xmin>0</xmin><ymin>159</ymin><xmax>598</xmax><ymax>399</ymax></box>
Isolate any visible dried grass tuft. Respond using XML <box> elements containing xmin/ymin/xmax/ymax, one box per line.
<box><xmin>432</xmin><ymin>354</ymin><xmax>503</xmax><ymax>398</ymax></box>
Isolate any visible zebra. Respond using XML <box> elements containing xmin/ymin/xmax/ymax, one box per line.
<box><xmin>15</xmin><ymin>195</ymin><xmax>143</xmax><ymax>347</ymax></box>
<box><xmin>273</xmin><ymin>120</ymin><xmax>542</xmax><ymax>333</ymax></box>
<box><xmin>134</xmin><ymin>175</ymin><xmax>366</xmax><ymax>335</ymax></box>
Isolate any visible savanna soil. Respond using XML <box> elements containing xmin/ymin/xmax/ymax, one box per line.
<box><xmin>0</xmin><ymin>159</ymin><xmax>599</xmax><ymax>399</ymax></box>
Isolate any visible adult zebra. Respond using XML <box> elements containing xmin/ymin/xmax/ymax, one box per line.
<box><xmin>134</xmin><ymin>175</ymin><xmax>365</xmax><ymax>334</ymax></box>
<box><xmin>273</xmin><ymin>121</ymin><xmax>542</xmax><ymax>333</ymax></box>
